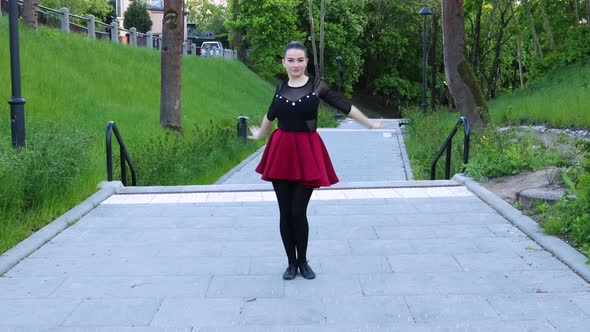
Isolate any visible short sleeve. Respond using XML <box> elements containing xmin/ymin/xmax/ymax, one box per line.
<box><xmin>316</xmin><ymin>79</ymin><xmax>352</xmax><ymax>114</ymax></box>
<box><xmin>266</xmin><ymin>82</ymin><xmax>285</xmax><ymax>121</ymax></box>
<box><xmin>266</xmin><ymin>104</ymin><xmax>277</xmax><ymax>121</ymax></box>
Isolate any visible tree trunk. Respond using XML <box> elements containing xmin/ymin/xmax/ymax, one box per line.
<box><xmin>539</xmin><ymin>2</ymin><xmax>555</xmax><ymax>48</ymax></box>
<box><xmin>509</xmin><ymin>3</ymin><xmax>524</xmax><ymax>89</ymax></box>
<box><xmin>23</xmin><ymin>0</ymin><xmax>37</xmax><ymax>29</ymax></box>
<box><xmin>160</xmin><ymin>0</ymin><xmax>183</xmax><ymax>132</ymax></box>
<box><xmin>516</xmin><ymin>30</ymin><xmax>524</xmax><ymax>89</ymax></box>
<box><xmin>472</xmin><ymin>0</ymin><xmax>483</xmax><ymax>74</ymax></box>
<box><xmin>441</xmin><ymin>0</ymin><xmax>489</xmax><ymax>128</ymax></box>
<box><xmin>319</xmin><ymin>0</ymin><xmax>326</xmax><ymax>78</ymax></box>
<box><xmin>573</xmin><ymin>0</ymin><xmax>581</xmax><ymax>24</ymax></box>
<box><xmin>430</xmin><ymin>13</ymin><xmax>439</xmax><ymax>111</ymax></box>
<box><xmin>308</xmin><ymin>0</ymin><xmax>319</xmax><ymax>76</ymax></box>
<box><xmin>523</xmin><ymin>0</ymin><xmax>543</xmax><ymax>60</ymax></box>
<box><xmin>487</xmin><ymin>0</ymin><xmax>513</xmax><ymax>98</ymax></box>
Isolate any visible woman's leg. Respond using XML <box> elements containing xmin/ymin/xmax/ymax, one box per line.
<box><xmin>290</xmin><ymin>182</ymin><xmax>314</xmax><ymax>265</ymax></box>
<box><xmin>272</xmin><ymin>180</ymin><xmax>297</xmax><ymax>265</ymax></box>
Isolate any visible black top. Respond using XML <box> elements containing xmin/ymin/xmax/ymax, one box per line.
<box><xmin>266</xmin><ymin>77</ymin><xmax>352</xmax><ymax>132</ymax></box>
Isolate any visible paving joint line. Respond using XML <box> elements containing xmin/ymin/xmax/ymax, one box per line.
<box><xmin>454</xmin><ymin>173</ymin><xmax>590</xmax><ymax>283</ymax></box>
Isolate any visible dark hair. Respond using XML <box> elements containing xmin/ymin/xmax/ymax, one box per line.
<box><xmin>283</xmin><ymin>41</ymin><xmax>307</xmax><ymax>58</ymax></box>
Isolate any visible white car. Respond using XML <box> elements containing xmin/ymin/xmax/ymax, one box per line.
<box><xmin>200</xmin><ymin>41</ymin><xmax>223</xmax><ymax>56</ymax></box>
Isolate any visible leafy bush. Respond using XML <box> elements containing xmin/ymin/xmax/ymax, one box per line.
<box><xmin>464</xmin><ymin>126</ymin><xmax>572</xmax><ymax>181</ymax></box>
<box><xmin>123</xmin><ymin>0</ymin><xmax>152</xmax><ymax>33</ymax></box>
<box><xmin>132</xmin><ymin>121</ymin><xmax>246</xmax><ymax>185</ymax></box>
<box><xmin>0</xmin><ymin>124</ymin><xmax>94</xmax><ymax>214</ymax></box>
<box><xmin>370</xmin><ymin>74</ymin><xmax>420</xmax><ymax>105</ymax></box>
<box><xmin>530</xmin><ymin>25</ymin><xmax>590</xmax><ymax>78</ymax></box>
<box><xmin>40</xmin><ymin>0</ymin><xmax>113</xmax><ymax>22</ymax></box>
<box><xmin>542</xmin><ymin>141</ymin><xmax>590</xmax><ymax>259</ymax></box>
<box><xmin>403</xmin><ymin>109</ymin><xmax>570</xmax><ymax>181</ymax></box>
<box><xmin>0</xmin><ymin>125</ymin><xmax>95</xmax><ymax>253</ymax></box>
<box><xmin>403</xmin><ymin>108</ymin><xmax>468</xmax><ymax>180</ymax></box>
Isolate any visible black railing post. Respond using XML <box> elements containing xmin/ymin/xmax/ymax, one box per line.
<box><xmin>431</xmin><ymin>117</ymin><xmax>470</xmax><ymax>180</ymax></box>
<box><xmin>463</xmin><ymin>117</ymin><xmax>471</xmax><ymax>165</ymax></box>
<box><xmin>445</xmin><ymin>136</ymin><xmax>452</xmax><ymax>180</ymax></box>
<box><xmin>106</xmin><ymin>121</ymin><xmax>137</xmax><ymax>186</ymax></box>
<box><xmin>120</xmin><ymin>144</ymin><xmax>127</xmax><ymax>186</ymax></box>
<box><xmin>237</xmin><ymin>116</ymin><xmax>249</xmax><ymax>144</ymax></box>
<box><xmin>106</xmin><ymin>122</ymin><xmax>114</xmax><ymax>181</ymax></box>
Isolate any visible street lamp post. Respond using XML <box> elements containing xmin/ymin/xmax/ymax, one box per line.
<box><xmin>419</xmin><ymin>6</ymin><xmax>432</xmax><ymax>115</ymax></box>
<box><xmin>335</xmin><ymin>55</ymin><xmax>344</xmax><ymax>120</ymax></box>
<box><xmin>336</xmin><ymin>55</ymin><xmax>343</xmax><ymax>93</ymax></box>
<box><xmin>8</xmin><ymin>0</ymin><xmax>26</xmax><ymax>147</ymax></box>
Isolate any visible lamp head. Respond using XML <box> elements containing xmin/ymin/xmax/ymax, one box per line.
<box><xmin>419</xmin><ymin>6</ymin><xmax>432</xmax><ymax>16</ymax></box>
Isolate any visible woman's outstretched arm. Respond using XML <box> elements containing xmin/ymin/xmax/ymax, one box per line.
<box><xmin>248</xmin><ymin>116</ymin><xmax>274</xmax><ymax>140</ymax></box>
<box><xmin>347</xmin><ymin>105</ymin><xmax>384</xmax><ymax>129</ymax></box>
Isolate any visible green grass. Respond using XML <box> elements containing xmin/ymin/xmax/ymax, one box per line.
<box><xmin>0</xmin><ymin>17</ymin><xmax>301</xmax><ymax>254</ymax></box>
<box><xmin>490</xmin><ymin>62</ymin><xmax>590</xmax><ymax>129</ymax></box>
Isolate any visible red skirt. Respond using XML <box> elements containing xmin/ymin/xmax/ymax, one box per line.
<box><xmin>255</xmin><ymin>129</ymin><xmax>339</xmax><ymax>188</ymax></box>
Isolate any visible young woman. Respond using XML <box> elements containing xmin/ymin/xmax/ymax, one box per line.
<box><xmin>249</xmin><ymin>41</ymin><xmax>383</xmax><ymax>280</ymax></box>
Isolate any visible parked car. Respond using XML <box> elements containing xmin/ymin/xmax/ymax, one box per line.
<box><xmin>200</xmin><ymin>41</ymin><xmax>223</xmax><ymax>56</ymax></box>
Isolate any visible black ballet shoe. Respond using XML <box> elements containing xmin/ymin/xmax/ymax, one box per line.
<box><xmin>298</xmin><ymin>261</ymin><xmax>316</xmax><ymax>280</ymax></box>
<box><xmin>282</xmin><ymin>264</ymin><xmax>298</xmax><ymax>280</ymax></box>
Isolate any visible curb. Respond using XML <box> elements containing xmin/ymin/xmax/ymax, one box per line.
<box><xmin>0</xmin><ymin>182</ymin><xmax>122</xmax><ymax>275</ymax></box>
<box><xmin>453</xmin><ymin>174</ymin><xmax>590</xmax><ymax>283</ymax></box>
<box><xmin>214</xmin><ymin>144</ymin><xmax>266</xmax><ymax>185</ymax></box>
<box><xmin>396</xmin><ymin>119</ymin><xmax>414</xmax><ymax>180</ymax></box>
<box><xmin>117</xmin><ymin>180</ymin><xmax>462</xmax><ymax>195</ymax></box>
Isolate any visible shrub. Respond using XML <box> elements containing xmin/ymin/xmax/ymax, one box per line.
<box><xmin>542</xmin><ymin>140</ymin><xmax>590</xmax><ymax>259</ymax></box>
<box><xmin>123</xmin><ymin>0</ymin><xmax>153</xmax><ymax>33</ymax></box>
<box><xmin>0</xmin><ymin>125</ymin><xmax>95</xmax><ymax>253</ymax></box>
<box><xmin>132</xmin><ymin>120</ymin><xmax>244</xmax><ymax>185</ymax></box>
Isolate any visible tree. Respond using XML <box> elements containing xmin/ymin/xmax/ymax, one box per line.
<box><xmin>319</xmin><ymin>0</ymin><xmax>326</xmax><ymax>78</ymax></box>
<box><xmin>23</xmin><ymin>0</ymin><xmax>37</xmax><ymax>29</ymax></box>
<box><xmin>573</xmin><ymin>0</ymin><xmax>581</xmax><ymax>24</ymax></box>
<box><xmin>362</xmin><ymin>0</ymin><xmax>421</xmax><ymax>105</ymax></box>
<box><xmin>40</xmin><ymin>0</ymin><xmax>112</xmax><ymax>22</ymax></box>
<box><xmin>160</xmin><ymin>0</ymin><xmax>184</xmax><ymax>132</ymax></box>
<box><xmin>469</xmin><ymin>0</ymin><xmax>483</xmax><ymax>74</ymax></box>
<box><xmin>539</xmin><ymin>1</ymin><xmax>555</xmax><ymax>48</ymax></box>
<box><xmin>441</xmin><ymin>0</ymin><xmax>489</xmax><ymax>128</ymax></box>
<box><xmin>123</xmin><ymin>0</ymin><xmax>153</xmax><ymax>33</ymax></box>
<box><xmin>523</xmin><ymin>0</ymin><xmax>543</xmax><ymax>60</ymax></box>
<box><xmin>226</xmin><ymin>0</ymin><xmax>306</xmax><ymax>79</ymax></box>
<box><xmin>308</xmin><ymin>0</ymin><xmax>320</xmax><ymax>76</ymax></box>
<box><xmin>186</xmin><ymin>0</ymin><xmax>228</xmax><ymax>35</ymax></box>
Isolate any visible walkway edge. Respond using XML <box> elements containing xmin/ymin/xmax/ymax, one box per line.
<box><xmin>453</xmin><ymin>173</ymin><xmax>590</xmax><ymax>283</ymax></box>
<box><xmin>0</xmin><ymin>182</ymin><xmax>122</xmax><ymax>275</ymax></box>
<box><xmin>396</xmin><ymin>122</ymin><xmax>414</xmax><ymax>180</ymax></box>
<box><xmin>214</xmin><ymin>145</ymin><xmax>266</xmax><ymax>184</ymax></box>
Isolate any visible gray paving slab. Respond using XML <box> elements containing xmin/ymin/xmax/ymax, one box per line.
<box><xmin>1</xmin><ymin>121</ymin><xmax>589</xmax><ymax>331</ymax></box>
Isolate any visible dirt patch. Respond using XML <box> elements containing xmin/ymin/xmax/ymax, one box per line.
<box><xmin>479</xmin><ymin>167</ymin><xmax>563</xmax><ymax>205</ymax></box>
<box><xmin>478</xmin><ymin>127</ymin><xmax>582</xmax><ymax>206</ymax></box>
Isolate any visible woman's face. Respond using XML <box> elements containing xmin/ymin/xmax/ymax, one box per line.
<box><xmin>282</xmin><ymin>49</ymin><xmax>307</xmax><ymax>78</ymax></box>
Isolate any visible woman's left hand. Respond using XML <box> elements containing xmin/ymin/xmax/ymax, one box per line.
<box><xmin>369</xmin><ymin>120</ymin><xmax>385</xmax><ymax>129</ymax></box>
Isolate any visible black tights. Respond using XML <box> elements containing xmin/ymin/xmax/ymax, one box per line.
<box><xmin>272</xmin><ymin>180</ymin><xmax>314</xmax><ymax>265</ymax></box>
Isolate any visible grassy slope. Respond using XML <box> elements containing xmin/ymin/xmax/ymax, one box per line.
<box><xmin>0</xmin><ymin>17</ymin><xmax>273</xmax><ymax>175</ymax></box>
<box><xmin>489</xmin><ymin>62</ymin><xmax>590</xmax><ymax>128</ymax></box>
<box><xmin>0</xmin><ymin>17</ymin><xmax>275</xmax><ymax>253</ymax></box>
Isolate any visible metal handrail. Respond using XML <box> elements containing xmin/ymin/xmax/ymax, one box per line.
<box><xmin>106</xmin><ymin>121</ymin><xmax>137</xmax><ymax>186</ymax></box>
<box><xmin>430</xmin><ymin>116</ymin><xmax>470</xmax><ymax>180</ymax></box>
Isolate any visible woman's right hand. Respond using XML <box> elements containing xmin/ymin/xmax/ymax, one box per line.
<box><xmin>248</xmin><ymin>125</ymin><xmax>262</xmax><ymax>140</ymax></box>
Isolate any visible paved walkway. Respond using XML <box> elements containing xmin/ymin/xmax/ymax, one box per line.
<box><xmin>0</xmin><ymin>120</ymin><xmax>589</xmax><ymax>331</ymax></box>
